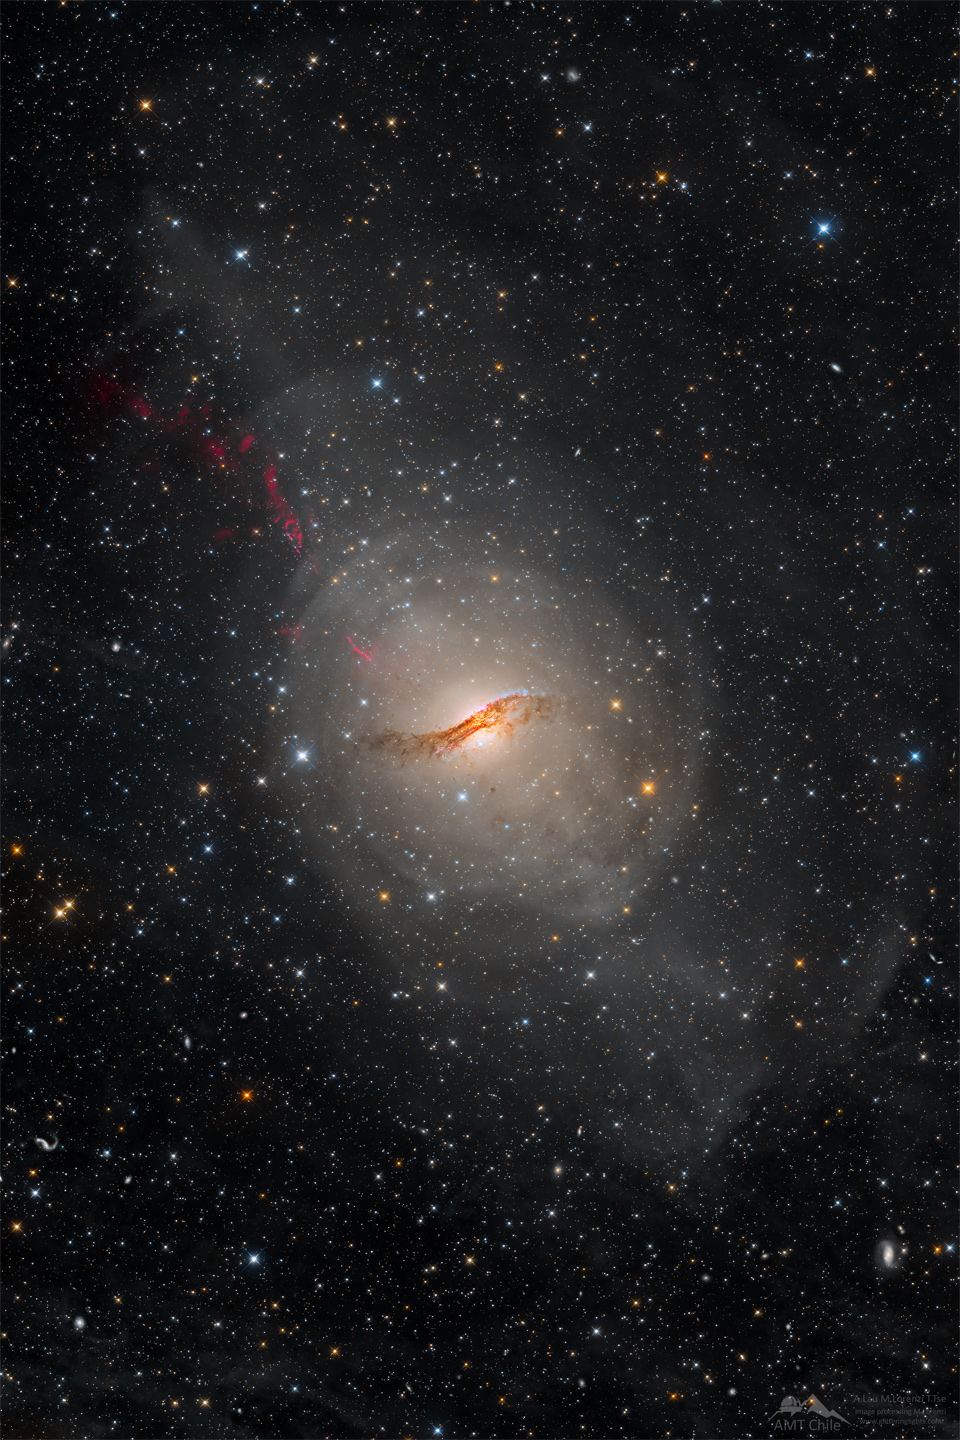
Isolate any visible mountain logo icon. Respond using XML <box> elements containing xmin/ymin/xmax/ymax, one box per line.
<box><xmin>805</xmin><ymin>1395</ymin><xmax>851</xmax><ymax>1424</ymax></box>
<box><xmin>768</xmin><ymin>1394</ymin><xmax>851</xmax><ymax>1424</ymax></box>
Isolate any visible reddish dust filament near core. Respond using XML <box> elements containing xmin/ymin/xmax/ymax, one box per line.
<box><xmin>374</xmin><ymin>692</ymin><xmax>555</xmax><ymax>759</ymax></box>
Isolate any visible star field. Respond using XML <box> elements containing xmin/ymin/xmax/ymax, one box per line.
<box><xmin>2</xmin><ymin>4</ymin><xmax>956</xmax><ymax>1437</ymax></box>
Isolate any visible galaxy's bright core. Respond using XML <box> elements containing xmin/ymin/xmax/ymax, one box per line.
<box><xmin>389</xmin><ymin>691</ymin><xmax>553</xmax><ymax>759</ymax></box>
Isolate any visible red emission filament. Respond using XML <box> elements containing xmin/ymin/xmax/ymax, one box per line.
<box><xmin>346</xmin><ymin>636</ymin><xmax>373</xmax><ymax>661</ymax></box>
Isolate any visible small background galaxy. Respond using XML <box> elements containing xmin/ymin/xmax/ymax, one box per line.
<box><xmin>2</xmin><ymin>4</ymin><xmax>957</xmax><ymax>1438</ymax></box>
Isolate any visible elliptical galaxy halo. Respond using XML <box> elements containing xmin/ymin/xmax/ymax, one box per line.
<box><xmin>283</xmin><ymin>513</ymin><xmax>701</xmax><ymax>988</ymax></box>
<box><xmin>246</xmin><ymin>370</ymin><xmax>916</xmax><ymax>1165</ymax></box>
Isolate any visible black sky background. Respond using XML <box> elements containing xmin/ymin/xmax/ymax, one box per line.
<box><xmin>2</xmin><ymin>4</ymin><xmax>957</xmax><ymax>1438</ymax></box>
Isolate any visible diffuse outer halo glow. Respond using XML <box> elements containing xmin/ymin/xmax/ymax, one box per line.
<box><xmin>266</xmin><ymin>481</ymin><xmax>914</xmax><ymax>1167</ymax></box>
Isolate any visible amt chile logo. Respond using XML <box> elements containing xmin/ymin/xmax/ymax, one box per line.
<box><xmin>768</xmin><ymin>1395</ymin><xmax>852</xmax><ymax>1432</ymax></box>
